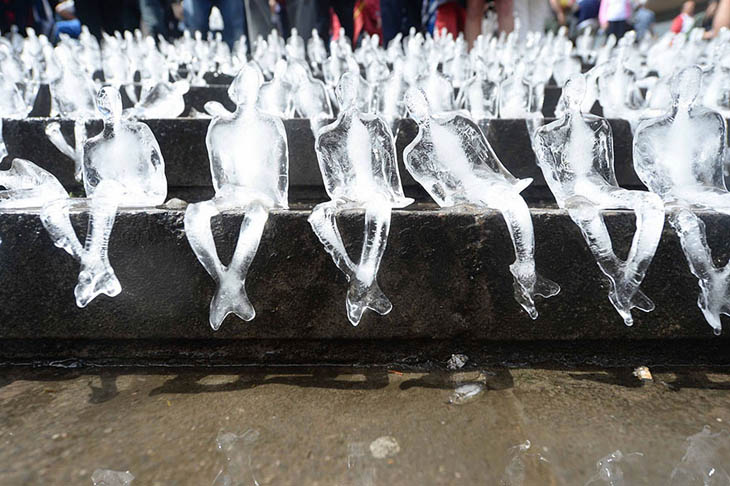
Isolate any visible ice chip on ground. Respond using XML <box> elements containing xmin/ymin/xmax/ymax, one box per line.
<box><xmin>91</xmin><ymin>469</ymin><xmax>134</xmax><ymax>486</ymax></box>
<box><xmin>534</xmin><ymin>73</ymin><xmax>664</xmax><ymax>326</ymax></box>
<box><xmin>185</xmin><ymin>64</ymin><xmax>288</xmax><ymax>330</ymax></box>
<box><xmin>633</xmin><ymin>66</ymin><xmax>730</xmax><ymax>334</ymax></box>
<box><xmin>309</xmin><ymin>72</ymin><xmax>412</xmax><ymax>326</ymax></box>
<box><xmin>404</xmin><ymin>87</ymin><xmax>560</xmax><ymax>319</ymax></box>
<box><xmin>585</xmin><ymin>450</ymin><xmax>646</xmax><ymax>486</ymax></box>
<box><xmin>369</xmin><ymin>436</ymin><xmax>400</xmax><ymax>459</ymax></box>
<box><xmin>448</xmin><ymin>382</ymin><xmax>484</xmax><ymax>404</ymax></box>
<box><xmin>213</xmin><ymin>429</ymin><xmax>261</xmax><ymax>486</ymax></box>
<box><xmin>447</xmin><ymin>353</ymin><xmax>468</xmax><ymax>370</ymax></box>
<box><xmin>669</xmin><ymin>426</ymin><xmax>730</xmax><ymax>485</ymax></box>
<box><xmin>41</xmin><ymin>86</ymin><xmax>167</xmax><ymax>308</ymax></box>
<box><xmin>501</xmin><ymin>440</ymin><xmax>552</xmax><ymax>485</ymax></box>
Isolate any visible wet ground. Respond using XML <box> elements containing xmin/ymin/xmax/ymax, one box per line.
<box><xmin>1</xmin><ymin>366</ymin><xmax>729</xmax><ymax>485</ymax></box>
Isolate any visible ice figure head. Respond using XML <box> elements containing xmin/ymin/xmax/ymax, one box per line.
<box><xmin>562</xmin><ymin>73</ymin><xmax>587</xmax><ymax>113</ymax></box>
<box><xmin>670</xmin><ymin>64</ymin><xmax>701</xmax><ymax>109</ymax></box>
<box><xmin>335</xmin><ymin>71</ymin><xmax>358</xmax><ymax>110</ymax></box>
<box><xmin>404</xmin><ymin>87</ymin><xmax>430</xmax><ymax>123</ymax></box>
<box><xmin>97</xmin><ymin>86</ymin><xmax>123</xmax><ymax>123</ymax></box>
<box><xmin>229</xmin><ymin>64</ymin><xmax>264</xmax><ymax>108</ymax></box>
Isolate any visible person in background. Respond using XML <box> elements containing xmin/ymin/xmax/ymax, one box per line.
<box><xmin>465</xmin><ymin>0</ymin><xmax>513</xmax><ymax>48</ymax></box>
<box><xmin>575</xmin><ymin>0</ymin><xmax>600</xmax><ymax>30</ymax></box>
<box><xmin>705</xmin><ymin>0</ymin><xmax>729</xmax><ymax>37</ymax></box>
<box><xmin>287</xmin><ymin>0</ymin><xmax>355</xmax><ymax>43</ymax></box>
<box><xmin>513</xmin><ymin>0</ymin><xmax>551</xmax><ymax>35</ymax></box>
<box><xmin>549</xmin><ymin>0</ymin><xmax>575</xmax><ymax>28</ymax></box>
<box><xmin>183</xmin><ymin>0</ymin><xmax>247</xmax><ymax>47</ymax></box>
<box><xmin>598</xmin><ymin>0</ymin><xmax>631</xmax><ymax>39</ymax></box>
<box><xmin>670</xmin><ymin>0</ymin><xmax>695</xmax><ymax>33</ymax></box>
<box><xmin>379</xmin><ymin>0</ymin><xmax>420</xmax><ymax>44</ymax></box>
<box><xmin>631</xmin><ymin>0</ymin><xmax>654</xmax><ymax>39</ymax></box>
<box><xmin>74</xmin><ymin>0</ymin><xmax>140</xmax><ymax>38</ymax></box>
<box><xmin>139</xmin><ymin>0</ymin><xmax>182</xmax><ymax>39</ymax></box>
<box><xmin>353</xmin><ymin>0</ymin><xmax>381</xmax><ymax>44</ymax></box>
<box><xmin>422</xmin><ymin>0</ymin><xmax>466</xmax><ymax>38</ymax></box>
<box><xmin>53</xmin><ymin>0</ymin><xmax>82</xmax><ymax>40</ymax></box>
<box><xmin>694</xmin><ymin>0</ymin><xmax>717</xmax><ymax>30</ymax></box>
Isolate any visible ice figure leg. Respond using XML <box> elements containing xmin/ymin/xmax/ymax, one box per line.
<box><xmin>40</xmin><ymin>197</ymin><xmax>121</xmax><ymax>307</ymax></box>
<box><xmin>482</xmin><ymin>183</ymin><xmax>560</xmax><ymax>319</ymax></box>
<box><xmin>566</xmin><ymin>193</ymin><xmax>659</xmax><ymax>326</ymax></box>
<box><xmin>669</xmin><ymin>207</ymin><xmax>730</xmax><ymax>335</ymax></box>
<box><xmin>184</xmin><ymin>200</ymin><xmax>269</xmax><ymax>330</ymax></box>
<box><xmin>347</xmin><ymin>202</ymin><xmax>394</xmax><ymax>325</ymax></box>
<box><xmin>308</xmin><ymin>201</ymin><xmax>391</xmax><ymax>326</ymax></box>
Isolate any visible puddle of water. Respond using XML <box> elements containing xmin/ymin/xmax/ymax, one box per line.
<box><xmin>500</xmin><ymin>440</ymin><xmax>553</xmax><ymax>485</ymax></box>
<box><xmin>584</xmin><ymin>450</ymin><xmax>646</xmax><ymax>486</ymax></box>
<box><xmin>213</xmin><ymin>429</ymin><xmax>260</xmax><ymax>486</ymax></box>
<box><xmin>669</xmin><ymin>425</ymin><xmax>730</xmax><ymax>485</ymax></box>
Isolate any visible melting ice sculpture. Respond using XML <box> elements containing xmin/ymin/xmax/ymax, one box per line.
<box><xmin>669</xmin><ymin>426</ymin><xmax>730</xmax><ymax>485</ymax></box>
<box><xmin>584</xmin><ymin>451</ymin><xmax>646</xmax><ymax>486</ymax></box>
<box><xmin>309</xmin><ymin>72</ymin><xmax>412</xmax><ymax>326</ymax></box>
<box><xmin>185</xmin><ymin>65</ymin><xmax>288</xmax><ymax>330</ymax></box>
<box><xmin>633</xmin><ymin>66</ymin><xmax>730</xmax><ymax>335</ymax></box>
<box><xmin>257</xmin><ymin>59</ymin><xmax>294</xmax><ymax>118</ymax></box>
<box><xmin>40</xmin><ymin>86</ymin><xmax>167</xmax><ymax>308</ymax></box>
<box><xmin>213</xmin><ymin>429</ymin><xmax>260</xmax><ymax>486</ymax></box>
<box><xmin>0</xmin><ymin>159</ymin><xmax>67</xmax><ymax>212</ymax></box>
<box><xmin>124</xmin><ymin>80</ymin><xmax>190</xmax><ymax>119</ymax></box>
<box><xmin>403</xmin><ymin>87</ymin><xmax>560</xmax><ymax>319</ymax></box>
<box><xmin>287</xmin><ymin>60</ymin><xmax>333</xmax><ymax>135</ymax></box>
<box><xmin>534</xmin><ymin>73</ymin><xmax>664</xmax><ymax>326</ymax></box>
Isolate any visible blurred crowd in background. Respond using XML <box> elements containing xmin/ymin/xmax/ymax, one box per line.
<box><xmin>1</xmin><ymin>0</ymin><xmax>729</xmax><ymax>49</ymax></box>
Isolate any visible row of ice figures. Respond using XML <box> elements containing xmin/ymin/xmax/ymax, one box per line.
<box><xmin>3</xmin><ymin>21</ymin><xmax>729</xmax><ymax>131</ymax></box>
<box><xmin>1</xmin><ymin>63</ymin><xmax>729</xmax><ymax>334</ymax></box>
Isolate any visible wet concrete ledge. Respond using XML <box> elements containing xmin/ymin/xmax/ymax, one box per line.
<box><xmin>2</xmin><ymin>117</ymin><xmax>638</xmax><ymax>203</ymax></box>
<box><xmin>0</xmin><ymin>207</ymin><xmax>728</xmax><ymax>365</ymax></box>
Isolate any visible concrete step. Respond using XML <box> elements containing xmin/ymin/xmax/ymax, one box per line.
<box><xmin>2</xmin><ymin>117</ymin><xmax>639</xmax><ymax>203</ymax></box>
<box><xmin>0</xmin><ymin>207</ymin><xmax>727</xmax><ymax>365</ymax></box>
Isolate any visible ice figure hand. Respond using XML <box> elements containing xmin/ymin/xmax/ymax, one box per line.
<box><xmin>184</xmin><ymin>200</ymin><xmax>268</xmax><ymax>330</ymax></box>
<box><xmin>40</xmin><ymin>197</ymin><xmax>121</xmax><ymax>307</ymax></box>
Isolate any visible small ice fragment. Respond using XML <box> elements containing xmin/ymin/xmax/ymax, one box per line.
<box><xmin>91</xmin><ymin>469</ymin><xmax>134</xmax><ymax>486</ymax></box>
<box><xmin>669</xmin><ymin>426</ymin><xmax>730</xmax><ymax>485</ymax></box>
<box><xmin>501</xmin><ymin>440</ymin><xmax>552</xmax><ymax>486</ymax></box>
<box><xmin>369</xmin><ymin>436</ymin><xmax>400</xmax><ymax>459</ymax></box>
<box><xmin>585</xmin><ymin>450</ymin><xmax>646</xmax><ymax>486</ymax></box>
<box><xmin>213</xmin><ymin>429</ymin><xmax>261</xmax><ymax>486</ymax></box>
<box><xmin>447</xmin><ymin>354</ymin><xmax>468</xmax><ymax>370</ymax></box>
<box><xmin>448</xmin><ymin>383</ymin><xmax>484</xmax><ymax>405</ymax></box>
<box><xmin>632</xmin><ymin>366</ymin><xmax>653</xmax><ymax>383</ymax></box>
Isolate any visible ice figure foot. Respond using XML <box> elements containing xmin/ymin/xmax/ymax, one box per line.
<box><xmin>74</xmin><ymin>261</ymin><xmax>122</xmax><ymax>308</ymax></box>
<box><xmin>696</xmin><ymin>278</ymin><xmax>728</xmax><ymax>336</ymax></box>
<box><xmin>509</xmin><ymin>263</ymin><xmax>561</xmax><ymax>320</ymax></box>
<box><xmin>346</xmin><ymin>280</ymin><xmax>393</xmax><ymax>326</ymax></box>
<box><xmin>607</xmin><ymin>277</ymin><xmax>655</xmax><ymax>327</ymax></box>
<box><xmin>209</xmin><ymin>277</ymin><xmax>256</xmax><ymax>331</ymax></box>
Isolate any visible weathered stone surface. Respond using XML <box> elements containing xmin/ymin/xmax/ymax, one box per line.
<box><xmin>0</xmin><ymin>208</ymin><xmax>726</xmax><ymax>352</ymax></box>
<box><xmin>2</xmin><ymin>118</ymin><xmax>640</xmax><ymax>203</ymax></box>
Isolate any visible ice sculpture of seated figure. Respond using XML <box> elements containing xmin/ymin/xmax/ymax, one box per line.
<box><xmin>533</xmin><ymin>73</ymin><xmax>665</xmax><ymax>326</ymax></box>
<box><xmin>309</xmin><ymin>72</ymin><xmax>413</xmax><ymax>326</ymax></box>
<box><xmin>633</xmin><ymin>66</ymin><xmax>730</xmax><ymax>334</ymax></box>
<box><xmin>403</xmin><ymin>87</ymin><xmax>560</xmax><ymax>319</ymax></box>
<box><xmin>40</xmin><ymin>86</ymin><xmax>167</xmax><ymax>308</ymax></box>
<box><xmin>184</xmin><ymin>65</ymin><xmax>288</xmax><ymax>330</ymax></box>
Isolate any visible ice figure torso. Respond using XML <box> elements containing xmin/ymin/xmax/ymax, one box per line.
<box><xmin>207</xmin><ymin>105</ymin><xmax>288</xmax><ymax>209</ymax></box>
<box><xmin>405</xmin><ymin>112</ymin><xmax>524</xmax><ymax>207</ymax></box>
<box><xmin>536</xmin><ymin>112</ymin><xmax>618</xmax><ymax>207</ymax></box>
<box><xmin>83</xmin><ymin>120</ymin><xmax>166</xmax><ymax>205</ymax></box>
<box><xmin>634</xmin><ymin>105</ymin><xmax>727</xmax><ymax>205</ymax></box>
<box><xmin>316</xmin><ymin>108</ymin><xmax>408</xmax><ymax>207</ymax></box>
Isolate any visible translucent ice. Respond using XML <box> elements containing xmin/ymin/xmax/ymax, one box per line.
<box><xmin>669</xmin><ymin>426</ymin><xmax>730</xmax><ymax>485</ymax></box>
<box><xmin>287</xmin><ymin>60</ymin><xmax>333</xmax><ymax>135</ymax></box>
<box><xmin>633</xmin><ymin>66</ymin><xmax>730</xmax><ymax>334</ymax></box>
<box><xmin>257</xmin><ymin>59</ymin><xmax>293</xmax><ymax>118</ymax></box>
<box><xmin>213</xmin><ymin>429</ymin><xmax>261</xmax><ymax>486</ymax></box>
<box><xmin>125</xmin><ymin>80</ymin><xmax>190</xmax><ymax>119</ymax></box>
<box><xmin>584</xmin><ymin>451</ymin><xmax>646</xmax><ymax>486</ymax></box>
<box><xmin>404</xmin><ymin>87</ymin><xmax>560</xmax><ymax>319</ymax></box>
<box><xmin>0</xmin><ymin>158</ymin><xmax>67</xmax><ymax>210</ymax></box>
<box><xmin>309</xmin><ymin>72</ymin><xmax>412</xmax><ymax>326</ymax></box>
<box><xmin>534</xmin><ymin>74</ymin><xmax>664</xmax><ymax>326</ymax></box>
<box><xmin>91</xmin><ymin>469</ymin><xmax>134</xmax><ymax>486</ymax></box>
<box><xmin>501</xmin><ymin>441</ymin><xmax>552</xmax><ymax>486</ymax></box>
<box><xmin>185</xmin><ymin>65</ymin><xmax>288</xmax><ymax>330</ymax></box>
<box><xmin>457</xmin><ymin>60</ymin><xmax>499</xmax><ymax>120</ymax></box>
<box><xmin>41</xmin><ymin>86</ymin><xmax>167</xmax><ymax>308</ymax></box>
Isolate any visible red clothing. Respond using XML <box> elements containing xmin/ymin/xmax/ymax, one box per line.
<box><xmin>354</xmin><ymin>0</ymin><xmax>382</xmax><ymax>43</ymax></box>
<box><xmin>434</xmin><ymin>1</ymin><xmax>466</xmax><ymax>37</ymax></box>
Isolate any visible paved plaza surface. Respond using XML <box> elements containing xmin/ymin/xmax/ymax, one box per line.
<box><xmin>1</xmin><ymin>366</ymin><xmax>729</xmax><ymax>485</ymax></box>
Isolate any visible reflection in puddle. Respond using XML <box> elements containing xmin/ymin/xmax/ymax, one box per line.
<box><xmin>500</xmin><ymin>440</ymin><xmax>552</xmax><ymax>485</ymax></box>
<box><xmin>213</xmin><ymin>429</ymin><xmax>260</xmax><ymax>486</ymax></box>
<box><xmin>669</xmin><ymin>426</ymin><xmax>730</xmax><ymax>485</ymax></box>
<box><xmin>91</xmin><ymin>469</ymin><xmax>134</xmax><ymax>486</ymax></box>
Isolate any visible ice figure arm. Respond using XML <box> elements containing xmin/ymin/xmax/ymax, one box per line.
<box><xmin>45</xmin><ymin>121</ymin><xmax>77</xmax><ymax>161</ymax></box>
<box><xmin>271</xmin><ymin>117</ymin><xmax>289</xmax><ymax>208</ymax></box>
<box><xmin>203</xmin><ymin>101</ymin><xmax>232</xmax><ymax>118</ymax></box>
